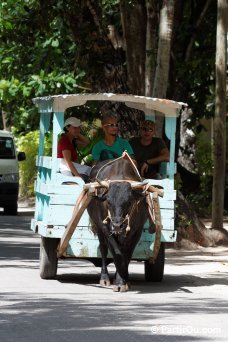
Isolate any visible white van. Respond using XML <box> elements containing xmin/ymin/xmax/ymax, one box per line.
<box><xmin>0</xmin><ymin>130</ymin><xmax>25</xmax><ymax>215</ymax></box>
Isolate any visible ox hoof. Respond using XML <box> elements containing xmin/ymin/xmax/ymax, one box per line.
<box><xmin>113</xmin><ymin>283</ymin><xmax>130</xmax><ymax>292</ymax></box>
<box><xmin>100</xmin><ymin>279</ymin><xmax>111</xmax><ymax>287</ymax></box>
<box><xmin>113</xmin><ymin>285</ymin><xmax>120</xmax><ymax>292</ymax></box>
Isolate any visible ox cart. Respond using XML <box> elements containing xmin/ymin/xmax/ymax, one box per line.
<box><xmin>31</xmin><ymin>93</ymin><xmax>186</xmax><ymax>287</ymax></box>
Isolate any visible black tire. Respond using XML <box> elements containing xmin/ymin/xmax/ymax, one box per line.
<box><xmin>4</xmin><ymin>204</ymin><xmax>18</xmax><ymax>216</ymax></box>
<box><xmin>145</xmin><ymin>243</ymin><xmax>165</xmax><ymax>282</ymax></box>
<box><xmin>40</xmin><ymin>237</ymin><xmax>60</xmax><ymax>279</ymax></box>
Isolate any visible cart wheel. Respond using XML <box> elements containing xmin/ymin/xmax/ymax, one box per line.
<box><xmin>144</xmin><ymin>243</ymin><xmax>165</xmax><ymax>282</ymax></box>
<box><xmin>40</xmin><ymin>237</ymin><xmax>60</xmax><ymax>279</ymax></box>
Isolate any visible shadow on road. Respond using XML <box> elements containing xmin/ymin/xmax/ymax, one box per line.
<box><xmin>0</xmin><ymin>215</ymin><xmax>227</xmax><ymax>293</ymax></box>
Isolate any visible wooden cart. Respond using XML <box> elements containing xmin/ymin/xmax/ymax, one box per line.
<box><xmin>31</xmin><ymin>93</ymin><xmax>186</xmax><ymax>281</ymax></box>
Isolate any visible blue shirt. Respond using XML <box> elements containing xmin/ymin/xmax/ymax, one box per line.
<box><xmin>92</xmin><ymin>137</ymin><xmax>134</xmax><ymax>161</ymax></box>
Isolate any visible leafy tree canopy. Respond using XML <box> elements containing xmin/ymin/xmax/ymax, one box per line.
<box><xmin>0</xmin><ymin>0</ymin><xmax>217</xmax><ymax>133</ymax></box>
<box><xmin>0</xmin><ymin>0</ymin><xmax>85</xmax><ymax>132</ymax></box>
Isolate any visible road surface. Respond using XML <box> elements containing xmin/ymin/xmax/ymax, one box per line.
<box><xmin>0</xmin><ymin>211</ymin><xmax>227</xmax><ymax>342</ymax></box>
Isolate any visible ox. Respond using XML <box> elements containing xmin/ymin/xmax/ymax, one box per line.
<box><xmin>87</xmin><ymin>156</ymin><xmax>151</xmax><ymax>292</ymax></box>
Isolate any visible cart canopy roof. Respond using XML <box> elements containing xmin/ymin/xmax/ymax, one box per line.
<box><xmin>33</xmin><ymin>93</ymin><xmax>187</xmax><ymax>117</ymax></box>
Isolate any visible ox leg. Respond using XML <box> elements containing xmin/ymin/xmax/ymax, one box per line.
<box><xmin>110</xmin><ymin>237</ymin><xmax>141</xmax><ymax>292</ymax></box>
<box><xmin>97</xmin><ymin>230</ymin><xmax>111</xmax><ymax>287</ymax></box>
<box><xmin>113</xmin><ymin>270</ymin><xmax>130</xmax><ymax>292</ymax></box>
<box><xmin>107</xmin><ymin>241</ymin><xmax>130</xmax><ymax>292</ymax></box>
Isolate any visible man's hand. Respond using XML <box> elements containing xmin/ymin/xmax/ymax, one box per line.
<box><xmin>141</xmin><ymin>161</ymin><xmax>149</xmax><ymax>176</ymax></box>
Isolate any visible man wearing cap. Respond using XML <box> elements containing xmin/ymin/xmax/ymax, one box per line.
<box><xmin>57</xmin><ymin>117</ymin><xmax>91</xmax><ymax>180</ymax></box>
<box><xmin>129</xmin><ymin>120</ymin><xmax>170</xmax><ymax>179</ymax></box>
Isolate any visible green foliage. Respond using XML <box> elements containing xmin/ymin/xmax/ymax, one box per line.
<box><xmin>185</xmin><ymin>129</ymin><xmax>213</xmax><ymax>217</ymax></box>
<box><xmin>0</xmin><ymin>0</ymin><xmax>86</xmax><ymax>132</ymax></box>
<box><xmin>0</xmin><ymin>70</ymin><xmax>85</xmax><ymax>132</ymax></box>
<box><xmin>15</xmin><ymin>130</ymin><xmax>52</xmax><ymax>197</ymax></box>
<box><xmin>195</xmin><ymin>129</ymin><xmax>213</xmax><ymax>175</ymax></box>
<box><xmin>77</xmin><ymin>121</ymin><xmax>104</xmax><ymax>165</ymax></box>
<box><xmin>172</xmin><ymin>1</ymin><xmax>217</xmax><ymax>122</ymax></box>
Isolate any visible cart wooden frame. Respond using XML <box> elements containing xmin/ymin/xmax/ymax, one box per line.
<box><xmin>31</xmin><ymin>93</ymin><xmax>186</xmax><ymax>281</ymax></box>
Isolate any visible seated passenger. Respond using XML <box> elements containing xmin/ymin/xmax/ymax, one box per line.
<box><xmin>91</xmin><ymin>112</ymin><xmax>134</xmax><ymax>163</ymax></box>
<box><xmin>129</xmin><ymin>120</ymin><xmax>170</xmax><ymax>179</ymax></box>
<box><xmin>57</xmin><ymin>117</ymin><xmax>91</xmax><ymax>181</ymax></box>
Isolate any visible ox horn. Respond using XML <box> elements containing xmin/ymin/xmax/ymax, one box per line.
<box><xmin>95</xmin><ymin>178</ymin><xmax>110</xmax><ymax>188</ymax></box>
<box><xmin>131</xmin><ymin>182</ymin><xmax>164</xmax><ymax>197</ymax></box>
<box><xmin>130</xmin><ymin>181</ymin><xmax>147</xmax><ymax>190</ymax></box>
<box><xmin>84</xmin><ymin>179</ymin><xmax>110</xmax><ymax>192</ymax></box>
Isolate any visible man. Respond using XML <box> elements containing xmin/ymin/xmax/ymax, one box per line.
<box><xmin>129</xmin><ymin>120</ymin><xmax>170</xmax><ymax>178</ymax></box>
<box><xmin>91</xmin><ymin>113</ymin><xmax>134</xmax><ymax>162</ymax></box>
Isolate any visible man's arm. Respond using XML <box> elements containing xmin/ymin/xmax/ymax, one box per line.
<box><xmin>146</xmin><ymin>147</ymin><xmax>170</xmax><ymax>165</ymax></box>
<box><xmin>141</xmin><ymin>147</ymin><xmax>170</xmax><ymax>177</ymax></box>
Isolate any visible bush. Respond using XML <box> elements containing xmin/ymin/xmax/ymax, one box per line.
<box><xmin>15</xmin><ymin>131</ymin><xmax>52</xmax><ymax>197</ymax></box>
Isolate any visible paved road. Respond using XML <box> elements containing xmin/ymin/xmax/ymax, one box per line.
<box><xmin>0</xmin><ymin>213</ymin><xmax>228</xmax><ymax>342</ymax></box>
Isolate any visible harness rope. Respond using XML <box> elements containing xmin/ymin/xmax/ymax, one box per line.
<box><xmin>96</xmin><ymin>151</ymin><xmax>142</xmax><ymax>181</ymax></box>
<box><xmin>96</xmin><ymin>153</ymin><xmax>144</xmax><ymax>234</ymax></box>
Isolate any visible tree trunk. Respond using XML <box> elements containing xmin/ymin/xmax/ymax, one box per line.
<box><xmin>177</xmin><ymin>107</ymin><xmax>197</xmax><ymax>173</ymax></box>
<box><xmin>145</xmin><ymin>0</ymin><xmax>160</xmax><ymax>96</ymax></box>
<box><xmin>153</xmin><ymin>0</ymin><xmax>174</xmax><ymax>98</ymax></box>
<box><xmin>153</xmin><ymin>0</ymin><xmax>175</xmax><ymax>137</ymax></box>
<box><xmin>212</xmin><ymin>0</ymin><xmax>227</xmax><ymax>230</ymax></box>
<box><xmin>120</xmin><ymin>0</ymin><xmax>147</xmax><ymax>95</ymax></box>
<box><xmin>1</xmin><ymin>111</ymin><xmax>10</xmax><ymax>131</ymax></box>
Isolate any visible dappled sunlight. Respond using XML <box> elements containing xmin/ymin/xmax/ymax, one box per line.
<box><xmin>0</xmin><ymin>292</ymin><xmax>226</xmax><ymax>341</ymax></box>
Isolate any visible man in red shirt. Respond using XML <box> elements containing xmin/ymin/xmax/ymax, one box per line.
<box><xmin>57</xmin><ymin>117</ymin><xmax>91</xmax><ymax>180</ymax></box>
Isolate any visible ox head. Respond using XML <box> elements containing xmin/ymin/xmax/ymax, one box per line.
<box><xmin>85</xmin><ymin>180</ymin><xmax>157</xmax><ymax>235</ymax></box>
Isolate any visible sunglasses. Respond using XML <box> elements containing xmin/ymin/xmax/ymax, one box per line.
<box><xmin>103</xmin><ymin>123</ymin><xmax>119</xmax><ymax>128</ymax></box>
<box><xmin>141</xmin><ymin>127</ymin><xmax>153</xmax><ymax>132</ymax></box>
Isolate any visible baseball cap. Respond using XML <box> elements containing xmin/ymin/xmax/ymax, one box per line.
<box><xmin>64</xmin><ymin>117</ymin><xmax>81</xmax><ymax>127</ymax></box>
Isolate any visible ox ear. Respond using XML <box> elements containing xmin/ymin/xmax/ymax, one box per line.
<box><xmin>131</xmin><ymin>182</ymin><xmax>164</xmax><ymax>197</ymax></box>
<box><xmin>84</xmin><ymin>180</ymin><xmax>109</xmax><ymax>201</ymax></box>
<box><xmin>132</xmin><ymin>188</ymin><xmax>147</xmax><ymax>198</ymax></box>
<box><xmin>95</xmin><ymin>189</ymin><xmax>108</xmax><ymax>201</ymax></box>
<box><xmin>131</xmin><ymin>182</ymin><xmax>147</xmax><ymax>197</ymax></box>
